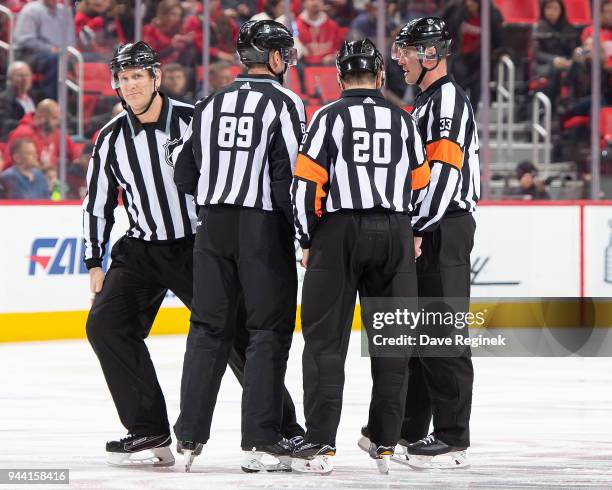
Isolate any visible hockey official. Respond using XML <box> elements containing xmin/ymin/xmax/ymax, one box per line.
<box><xmin>84</xmin><ymin>41</ymin><xmax>303</xmax><ymax>469</ymax></box>
<box><xmin>172</xmin><ymin>20</ymin><xmax>305</xmax><ymax>472</ymax></box>
<box><xmin>360</xmin><ymin>18</ymin><xmax>480</xmax><ymax>469</ymax></box>
<box><xmin>290</xmin><ymin>39</ymin><xmax>430</xmax><ymax>474</ymax></box>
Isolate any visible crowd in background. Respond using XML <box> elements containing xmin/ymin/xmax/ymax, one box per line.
<box><xmin>0</xmin><ymin>0</ymin><xmax>610</xmax><ymax>200</ymax></box>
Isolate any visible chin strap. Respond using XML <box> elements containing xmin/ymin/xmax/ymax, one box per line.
<box><xmin>267</xmin><ymin>61</ymin><xmax>288</xmax><ymax>84</ymax></box>
<box><xmin>416</xmin><ymin>56</ymin><xmax>442</xmax><ymax>86</ymax></box>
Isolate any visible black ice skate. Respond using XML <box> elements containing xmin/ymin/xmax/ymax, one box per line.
<box><xmin>368</xmin><ymin>443</ymin><xmax>394</xmax><ymax>474</ymax></box>
<box><xmin>291</xmin><ymin>440</ymin><xmax>336</xmax><ymax>474</ymax></box>
<box><xmin>357</xmin><ymin>425</ymin><xmax>371</xmax><ymax>453</ymax></box>
<box><xmin>358</xmin><ymin>425</ymin><xmax>413</xmax><ymax>469</ymax></box>
<box><xmin>241</xmin><ymin>438</ymin><xmax>293</xmax><ymax>473</ymax></box>
<box><xmin>176</xmin><ymin>440</ymin><xmax>204</xmax><ymax>472</ymax></box>
<box><xmin>105</xmin><ymin>434</ymin><xmax>174</xmax><ymax>467</ymax></box>
<box><xmin>406</xmin><ymin>434</ymin><xmax>470</xmax><ymax>469</ymax></box>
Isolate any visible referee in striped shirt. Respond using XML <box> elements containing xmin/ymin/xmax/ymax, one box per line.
<box><xmin>172</xmin><ymin>20</ymin><xmax>305</xmax><ymax>471</ymax></box>
<box><xmin>385</xmin><ymin>18</ymin><xmax>479</xmax><ymax>466</ymax></box>
<box><xmin>290</xmin><ymin>39</ymin><xmax>430</xmax><ymax>472</ymax></box>
<box><xmin>83</xmin><ymin>41</ymin><xmax>303</xmax><ymax>467</ymax></box>
<box><xmin>83</xmin><ymin>42</ymin><xmax>196</xmax><ymax>466</ymax></box>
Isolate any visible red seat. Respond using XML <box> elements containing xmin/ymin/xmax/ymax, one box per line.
<box><xmin>82</xmin><ymin>62</ymin><xmax>116</xmax><ymax>97</ymax></box>
<box><xmin>493</xmin><ymin>0</ymin><xmax>538</xmax><ymax>24</ymax></box>
<box><xmin>600</xmin><ymin>107</ymin><xmax>612</xmax><ymax>148</ymax></box>
<box><xmin>565</xmin><ymin>0</ymin><xmax>591</xmax><ymax>26</ymax></box>
<box><xmin>285</xmin><ymin>72</ymin><xmax>305</xmax><ymax>99</ymax></box>
<box><xmin>83</xmin><ymin>94</ymin><xmax>100</xmax><ymax>122</ymax></box>
<box><xmin>305</xmin><ymin>104</ymin><xmax>322</xmax><ymax>124</ymax></box>
<box><xmin>563</xmin><ymin>115</ymin><xmax>589</xmax><ymax>130</ymax></box>
<box><xmin>304</xmin><ymin>66</ymin><xmax>340</xmax><ymax>103</ymax></box>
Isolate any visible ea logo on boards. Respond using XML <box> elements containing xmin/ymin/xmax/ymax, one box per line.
<box><xmin>29</xmin><ymin>238</ymin><xmax>110</xmax><ymax>275</ymax></box>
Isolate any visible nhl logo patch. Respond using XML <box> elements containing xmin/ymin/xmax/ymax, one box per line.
<box><xmin>163</xmin><ymin>138</ymin><xmax>182</xmax><ymax>168</ymax></box>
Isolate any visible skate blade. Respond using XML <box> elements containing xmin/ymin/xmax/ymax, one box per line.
<box><xmin>375</xmin><ymin>455</ymin><xmax>390</xmax><ymax>474</ymax></box>
<box><xmin>357</xmin><ymin>435</ymin><xmax>370</xmax><ymax>453</ymax></box>
<box><xmin>408</xmin><ymin>451</ymin><xmax>470</xmax><ymax>470</ymax></box>
<box><xmin>390</xmin><ymin>445</ymin><xmax>411</xmax><ymax>466</ymax></box>
<box><xmin>183</xmin><ymin>449</ymin><xmax>196</xmax><ymax>472</ymax></box>
<box><xmin>291</xmin><ymin>455</ymin><xmax>333</xmax><ymax>475</ymax></box>
<box><xmin>241</xmin><ymin>451</ymin><xmax>292</xmax><ymax>473</ymax></box>
<box><xmin>106</xmin><ymin>447</ymin><xmax>175</xmax><ymax>467</ymax></box>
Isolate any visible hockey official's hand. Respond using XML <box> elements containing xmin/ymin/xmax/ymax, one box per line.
<box><xmin>301</xmin><ymin>249</ymin><xmax>310</xmax><ymax>269</ymax></box>
<box><xmin>414</xmin><ymin>237</ymin><xmax>422</xmax><ymax>260</ymax></box>
<box><xmin>89</xmin><ymin>267</ymin><xmax>106</xmax><ymax>298</ymax></box>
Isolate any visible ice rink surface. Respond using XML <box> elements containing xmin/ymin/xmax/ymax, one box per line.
<box><xmin>2</xmin><ymin>332</ymin><xmax>612</xmax><ymax>489</ymax></box>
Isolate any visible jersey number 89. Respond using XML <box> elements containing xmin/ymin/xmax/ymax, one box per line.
<box><xmin>218</xmin><ymin>115</ymin><xmax>253</xmax><ymax>148</ymax></box>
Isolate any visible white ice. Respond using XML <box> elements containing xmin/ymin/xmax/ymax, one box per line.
<box><xmin>1</xmin><ymin>332</ymin><xmax>612</xmax><ymax>489</ymax></box>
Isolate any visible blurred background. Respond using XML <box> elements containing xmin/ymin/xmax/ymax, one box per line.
<box><xmin>0</xmin><ymin>0</ymin><xmax>609</xmax><ymax>202</ymax></box>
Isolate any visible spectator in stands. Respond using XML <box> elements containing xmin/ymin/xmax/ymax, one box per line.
<box><xmin>0</xmin><ymin>61</ymin><xmax>40</xmax><ymax>139</ymax></box>
<box><xmin>506</xmin><ymin>161</ymin><xmax>550</xmax><ymax>200</ymax></box>
<box><xmin>161</xmin><ymin>63</ymin><xmax>194</xmax><ymax>103</ymax></box>
<box><xmin>90</xmin><ymin>103</ymin><xmax>124</xmax><ymax>142</ymax></box>
<box><xmin>0</xmin><ymin>138</ymin><xmax>49</xmax><ymax>199</ymax></box>
<box><xmin>7</xmin><ymin>99</ymin><xmax>81</xmax><ymax>168</ymax></box>
<box><xmin>0</xmin><ymin>144</ymin><xmax>6</xmax><ymax>172</ymax></box>
<box><xmin>327</xmin><ymin>0</ymin><xmax>355</xmax><ymax>27</ymax></box>
<box><xmin>581</xmin><ymin>1</ymin><xmax>612</xmax><ymax>68</ymax></box>
<box><xmin>297</xmin><ymin>0</ymin><xmax>346</xmax><ymax>65</ymax></box>
<box><xmin>347</xmin><ymin>1</ymin><xmax>398</xmax><ymax>40</ymax></box>
<box><xmin>74</xmin><ymin>0</ymin><xmax>119</xmax><ymax>61</ymax></box>
<box><xmin>532</xmin><ymin>0</ymin><xmax>579</xmax><ymax>103</ymax></box>
<box><xmin>66</xmin><ymin>142</ymin><xmax>95</xmax><ymax>200</ymax></box>
<box><xmin>405</xmin><ymin>0</ymin><xmax>443</xmax><ymax>21</ymax></box>
<box><xmin>251</xmin><ymin>0</ymin><xmax>288</xmax><ymax>24</ymax></box>
<box><xmin>3</xmin><ymin>0</ymin><xmax>29</xmax><ymax>13</ymax></box>
<box><xmin>210</xmin><ymin>61</ymin><xmax>236</xmax><ymax>90</ymax></box>
<box><xmin>223</xmin><ymin>0</ymin><xmax>259</xmax><ymax>25</ymax></box>
<box><xmin>113</xmin><ymin>0</ymin><xmax>135</xmax><ymax>43</ymax></box>
<box><xmin>195</xmin><ymin>61</ymin><xmax>237</xmax><ymax>99</ymax></box>
<box><xmin>13</xmin><ymin>0</ymin><xmax>76</xmax><ymax>100</ymax></box>
<box><xmin>562</xmin><ymin>36</ymin><xmax>612</xmax><ymax>117</ymax></box>
<box><xmin>250</xmin><ymin>0</ymin><xmax>306</xmax><ymax>59</ymax></box>
<box><xmin>444</xmin><ymin>0</ymin><xmax>504</xmax><ymax>109</ymax></box>
<box><xmin>41</xmin><ymin>165</ymin><xmax>65</xmax><ymax>200</ymax></box>
<box><xmin>144</xmin><ymin>0</ymin><xmax>195</xmax><ymax>65</ymax></box>
<box><xmin>182</xmin><ymin>1</ymin><xmax>238</xmax><ymax>62</ymax></box>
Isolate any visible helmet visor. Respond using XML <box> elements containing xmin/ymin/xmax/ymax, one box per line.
<box><xmin>111</xmin><ymin>66</ymin><xmax>154</xmax><ymax>90</ymax></box>
<box><xmin>280</xmin><ymin>47</ymin><xmax>298</xmax><ymax>66</ymax></box>
<box><xmin>391</xmin><ymin>43</ymin><xmax>440</xmax><ymax>61</ymax></box>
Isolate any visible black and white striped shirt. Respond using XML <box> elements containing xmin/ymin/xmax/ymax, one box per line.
<box><xmin>411</xmin><ymin>75</ymin><xmax>480</xmax><ymax>234</ymax></box>
<box><xmin>291</xmin><ymin>88</ymin><xmax>430</xmax><ymax>248</ymax></box>
<box><xmin>82</xmin><ymin>94</ymin><xmax>197</xmax><ymax>269</ymax></box>
<box><xmin>173</xmin><ymin>74</ymin><xmax>305</xmax><ymax>225</ymax></box>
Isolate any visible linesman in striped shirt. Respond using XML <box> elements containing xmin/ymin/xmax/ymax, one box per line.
<box><xmin>290</xmin><ymin>39</ymin><xmax>430</xmax><ymax>474</ymax></box>
<box><xmin>172</xmin><ymin>20</ymin><xmax>305</xmax><ymax>472</ymax></box>
<box><xmin>362</xmin><ymin>18</ymin><xmax>480</xmax><ymax>469</ymax></box>
<box><xmin>83</xmin><ymin>41</ymin><xmax>303</xmax><ymax>468</ymax></box>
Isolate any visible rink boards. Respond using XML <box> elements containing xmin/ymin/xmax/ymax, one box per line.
<box><xmin>1</xmin><ymin>200</ymin><xmax>612</xmax><ymax>341</ymax></box>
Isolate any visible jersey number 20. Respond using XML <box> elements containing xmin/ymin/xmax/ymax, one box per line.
<box><xmin>218</xmin><ymin>115</ymin><xmax>253</xmax><ymax>148</ymax></box>
<box><xmin>353</xmin><ymin>131</ymin><xmax>391</xmax><ymax>165</ymax></box>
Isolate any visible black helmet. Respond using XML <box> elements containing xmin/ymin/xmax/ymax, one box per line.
<box><xmin>336</xmin><ymin>39</ymin><xmax>383</xmax><ymax>78</ymax></box>
<box><xmin>109</xmin><ymin>41</ymin><xmax>160</xmax><ymax>89</ymax></box>
<box><xmin>236</xmin><ymin>20</ymin><xmax>297</xmax><ymax>66</ymax></box>
<box><xmin>392</xmin><ymin>17</ymin><xmax>452</xmax><ymax>61</ymax></box>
